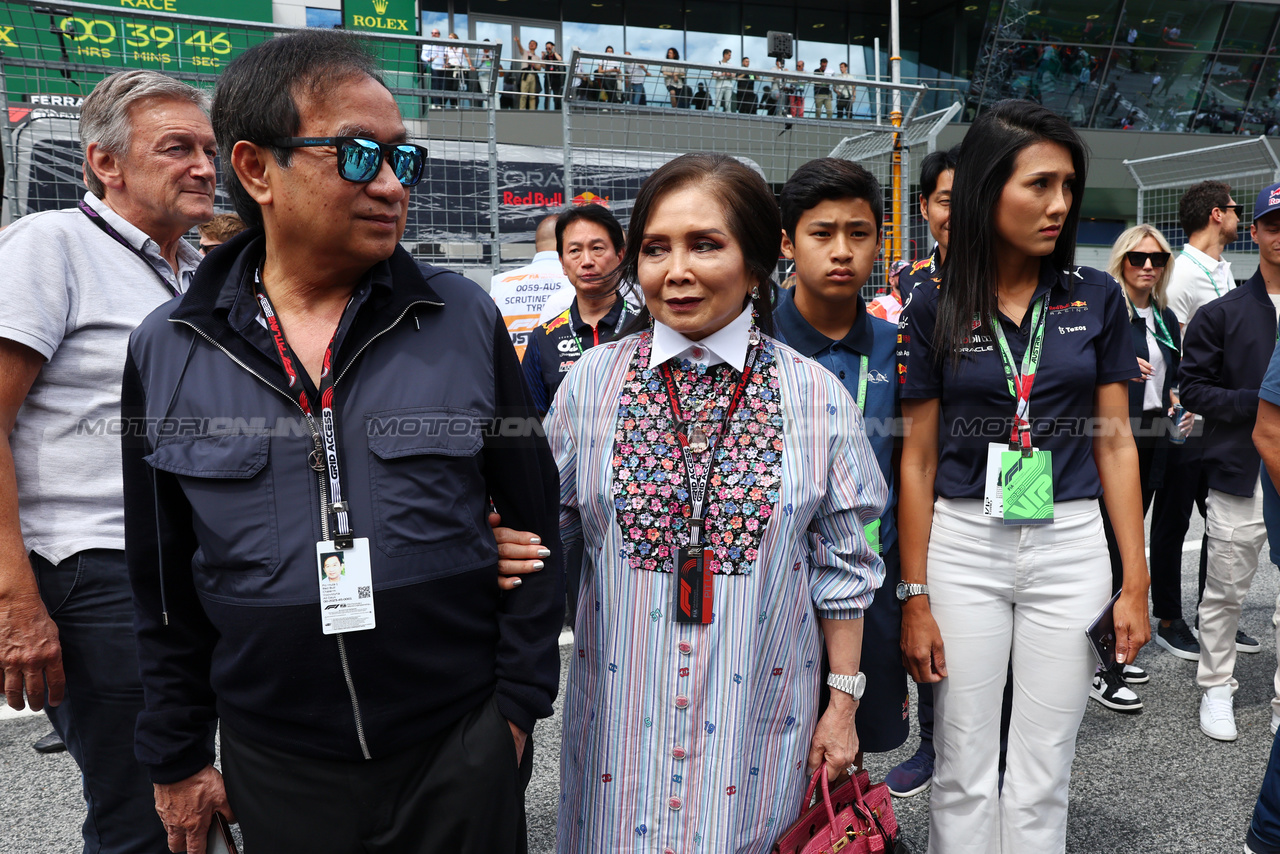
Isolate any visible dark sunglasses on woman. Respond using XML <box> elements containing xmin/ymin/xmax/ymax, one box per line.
<box><xmin>1124</xmin><ymin>250</ymin><xmax>1170</xmax><ymax>268</ymax></box>
<box><xmin>273</xmin><ymin>137</ymin><xmax>428</xmax><ymax>186</ymax></box>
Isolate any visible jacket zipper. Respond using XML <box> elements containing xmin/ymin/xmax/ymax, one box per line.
<box><xmin>171</xmin><ymin>317</ymin><xmax>404</xmax><ymax>761</ymax></box>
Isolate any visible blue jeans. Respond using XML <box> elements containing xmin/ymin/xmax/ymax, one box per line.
<box><xmin>629</xmin><ymin>82</ymin><xmax>644</xmax><ymax>105</ymax></box>
<box><xmin>1263</xmin><ymin>466</ymin><xmax>1280</xmax><ymax>566</ymax></box>
<box><xmin>1250</xmin><ymin>728</ymin><xmax>1280</xmax><ymax>852</ymax></box>
<box><xmin>34</xmin><ymin>549</ymin><xmax>169</xmax><ymax>854</ymax></box>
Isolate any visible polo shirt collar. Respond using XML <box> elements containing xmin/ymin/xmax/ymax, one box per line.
<box><xmin>570</xmin><ymin>294</ymin><xmax>625</xmax><ymax>335</ymax></box>
<box><xmin>532</xmin><ymin>250</ymin><xmax>561</xmax><ymax>265</ymax></box>
<box><xmin>649</xmin><ymin>306</ymin><xmax>752</xmax><ymax>371</ymax></box>
<box><xmin>1181</xmin><ymin>242</ymin><xmax>1231</xmax><ymax>273</ymax></box>
<box><xmin>82</xmin><ymin>191</ymin><xmax>201</xmax><ymax>285</ymax></box>
<box><xmin>774</xmin><ymin>288</ymin><xmax>873</xmax><ymax>358</ymax></box>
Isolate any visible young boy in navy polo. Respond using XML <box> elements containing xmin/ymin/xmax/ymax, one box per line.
<box><xmin>773</xmin><ymin>158</ymin><xmax>909</xmax><ymax>765</ymax></box>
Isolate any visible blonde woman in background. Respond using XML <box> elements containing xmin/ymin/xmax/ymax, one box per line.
<box><xmin>1089</xmin><ymin>224</ymin><xmax>1195</xmax><ymax>712</ymax></box>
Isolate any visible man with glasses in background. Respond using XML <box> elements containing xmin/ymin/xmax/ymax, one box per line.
<box><xmin>1149</xmin><ymin>180</ymin><xmax>1256</xmax><ymax>668</ymax></box>
<box><xmin>121</xmin><ymin>30</ymin><xmax>562</xmax><ymax>852</ymax></box>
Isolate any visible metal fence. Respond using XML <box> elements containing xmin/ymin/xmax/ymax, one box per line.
<box><xmin>1124</xmin><ymin>138</ymin><xmax>1280</xmax><ymax>270</ymax></box>
<box><xmin>0</xmin><ymin>0</ymin><xmax>937</xmax><ymax>288</ymax></box>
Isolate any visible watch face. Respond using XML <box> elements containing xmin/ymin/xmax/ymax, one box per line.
<box><xmin>895</xmin><ymin>582</ymin><xmax>907</xmax><ymax>601</ymax></box>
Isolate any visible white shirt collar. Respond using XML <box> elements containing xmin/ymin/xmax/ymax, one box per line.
<box><xmin>532</xmin><ymin>250</ymin><xmax>561</xmax><ymax>265</ymax></box>
<box><xmin>1181</xmin><ymin>242</ymin><xmax>1231</xmax><ymax>272</ymax></box>
<box><xmin>649</xmin><ymin>307</ymin><xmax>752</xmax><ymax>372</ymax></box>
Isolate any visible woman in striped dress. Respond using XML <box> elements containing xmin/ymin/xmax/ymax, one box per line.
<box><xmin>542</xmin><ymin>153</ymin><xmax>887</xmax><ymax>853</ymax></box>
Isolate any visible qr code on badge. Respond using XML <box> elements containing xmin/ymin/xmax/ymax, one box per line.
<box><xmin>358</xmin><ymin>586</ymin><xmax>371</xmax><ymax>599</ymax></box>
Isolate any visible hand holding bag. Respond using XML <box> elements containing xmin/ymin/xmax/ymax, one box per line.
<box><xmin>772</xmin><ymin>763</ymin><xmax>905</xmax><ymax>854</ymax></box>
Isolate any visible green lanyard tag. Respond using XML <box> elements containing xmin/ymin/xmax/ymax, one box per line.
<box><xmin>863</xmin><ymin>518</ymin><xmax>881</xmax><ymax>555</ymax></box>
<box><xmin>853</xmin><ymin>352</ymin><xmax>881</xmax><ymax>551</ymax></box>
<box><xmin>999</xmin><ymin>449</ymin><xmax>1054</xmax><ymax>525</ymax></box>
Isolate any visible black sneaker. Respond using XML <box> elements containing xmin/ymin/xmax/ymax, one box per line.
<box><xmin>32</xmin><ymin>730</ymin><xmax>65</xmax><ymax>754</ymax></box>
<box><xmin>1090</xmin><ymin>668</ymin><xmax>1143</xmax><ymax>712</ymax></box>
<box><xmin>1237</xmin><ymin>629</ymin><xmax>1261</xmax><ymax>654</ymax></box>
<box><xmin>1156</xmin><ymin>618</ymin><xmax>1200</xmax><ymax>661</ymax></box>
<box><xmin>1121</xmin><ymin>663</ymin><xmax>1149</xmax><ymax>684</ymax></box>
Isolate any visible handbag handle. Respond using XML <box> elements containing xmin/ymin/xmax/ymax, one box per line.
<box><xmin>803</xmin><ymin>763</ymin><xmax>886</xmax><ymax>850</ymax></box>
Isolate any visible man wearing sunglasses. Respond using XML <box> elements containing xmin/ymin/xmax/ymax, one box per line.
<box><xmin>1179</xmin><ymin>181</ymin><xmax>1280</xmax><ymax>742</ymax></box>
<box><xmin>120</xmin><ymin>30</ymin><xmax>562</xmax><ymax>854</ymax></box>
<box><xmin>1167</xmin><ymin>180</ymin><xmax>1240</xmax><ymax>331</ymax></box>
<box><xmin>0</xmin><ymin>70</ymin><xmax>213</xmax><ymax>854</ymax></box>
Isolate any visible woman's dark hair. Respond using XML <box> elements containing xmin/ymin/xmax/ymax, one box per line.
<box><xmin>212</xmin><ymin>29</ymin><xmax>381</xmax><ymax>229</ymax></box>
<box><xmin>667</xmin><ymin>47</ymin><xmax>679</xmax><ymax>60</ymax></box>
<box><xmin>935</xmin><ymin>99</ymin><xmax>1088</xmax><ymax>362</ymax></box>
<box><xmin>619</xmin><ymin>152</ymin><xmax>778</xmax><ymax>337</ymax></box>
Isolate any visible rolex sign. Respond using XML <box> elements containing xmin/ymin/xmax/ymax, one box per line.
<box><xmin>343</xmin><ymin>0</ymin><xmax>415</xmax><ymax>34</ymax></box>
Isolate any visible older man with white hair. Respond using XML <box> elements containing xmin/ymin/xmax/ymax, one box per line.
<box><xmin>0</xmin><ymin>69</ymin><xmax>214</xmax><ymax>853</ymax></box>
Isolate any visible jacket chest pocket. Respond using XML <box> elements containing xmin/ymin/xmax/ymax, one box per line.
<box><xmin>146</xmin><ymin>434</ymin><xmax>280</xmax><ymax>576</ymax></box>
<box><xmin>365</xmin><ymin>407</ymin><xmax>486</xmax><ymax>559</ymax></box>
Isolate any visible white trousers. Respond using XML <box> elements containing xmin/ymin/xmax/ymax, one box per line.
<box><xmin>927</xmin><ymin>498</ymin><xmax>1110</xmax><ymax>854</ymax></box>
<box><xmin>1196</xmin><ymin>479</ymin><xmax>1275</xmax><ymax>707</ymax></box>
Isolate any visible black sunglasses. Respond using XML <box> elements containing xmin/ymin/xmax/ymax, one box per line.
<box><xmin>1124</xmin><ymin>251</ymin><xmax>1170</xmax><ymax>268</ymax></box>
<box><xmin>273</xmin><ymin>137</ymin><xmax>427</xmax><ymax>186</ymax></box>
<box><xmin>1218</xmin><ymin>204</ymin><xmax>1245</xmax><ymax>216</ymax></box>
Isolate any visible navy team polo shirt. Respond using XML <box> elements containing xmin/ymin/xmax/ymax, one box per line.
<box><xmin>897</xmin><ymin>262</ymin><xmax>1139</xmax><ymax>501</ymax></box>
<box><xmin>773</xmin><ymin>287</ymin><xmax>898</xmax><ymax>552</ymax></box>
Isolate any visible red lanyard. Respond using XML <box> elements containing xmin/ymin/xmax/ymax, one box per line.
<box><xmin>254</xmin><ymin>269</ymin><xmax>354</xmax><ymax>548</ymax></box>
<box><xmin>658</xmin><ymin>341</ymin><xmax>759</xmax><ymax>544</ymax></box>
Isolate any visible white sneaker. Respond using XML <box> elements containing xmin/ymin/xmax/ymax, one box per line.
<box><xmin>1200</xmin><ymin>686</ymin><xmax>1238</xmax><ymax>741</ymax></box>
<box><xmin>1271</xmin><ymin>712</ymin><xmax>1280</xmax><ymax>736</ymax></box>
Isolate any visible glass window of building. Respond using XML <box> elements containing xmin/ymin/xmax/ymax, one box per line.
<box><xmin>1243</xmin><ymin>57</ymin><xmax>1280</xmax><ymax>135</ymax></box>
<box><xmin>1117</xmin><ymin>0</ymin><xmax>1227</xmax><ymax>53</ymax></box>
<box><xmin>626</xmin><ymin>0</ymin><xmax>683</xmax><ymax>60</ymax></box>
<box><xmin>685</xmin><ymin>0</ymin><xmax>742</xmax><ymax>66</ymax></box>
<box><xmin>564</xmin><ymin>0</ymin><xmax>624</xmax><ymax>58</ymax></box>
<box><xmin>998</xmin><ymin>0</ymin><xmax>1119</xmax><ymax>45</ymax></box>
<box><xmin>796</xmin><ymin>6</ymin><xmax>849</xmax><ymax>73</ymax></box>
<box><xmin>1087</xmin><ymin>49</ymin><xmax>1212</xmax><ymax>131</ymax></box>
<box><xmin>306</xmin><ymin>6</ymin><xmax>341</xmax><ymax>28</ymax></box>
<box><xmin>1203</xmin><ymin>52</ymin><xmax>1272</xmax><ymax>132</ymax></box>
<box><xmin>1218</xmin><ymin>2</ymin><xmax>1279</xmax><ymax>55</ymax></box>
<box><xmin>743</xmin><ymin>3</ymin><xmax>793</xmax><ymax>69</ymax></box>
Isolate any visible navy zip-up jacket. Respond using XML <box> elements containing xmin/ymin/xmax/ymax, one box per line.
<box><xmin>1179</xmin><ymin>270</ymin><xmax>1278</xmax><ymax>497</ymax></box>
<box><xmin>121</xmin><ymin>229</ymin><xmax>563</xmax><ymax>784</ymax></box>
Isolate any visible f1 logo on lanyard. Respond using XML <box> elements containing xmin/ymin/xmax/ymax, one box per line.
<box><xmin>254</xmin><ymin>270</ymin><xmax>376</xmax><ymax>634</ymax></box>
<box><xmin>984</xmin><ymin>295</ymin><xmax>1055</xmax><ymax>525</ymax></box>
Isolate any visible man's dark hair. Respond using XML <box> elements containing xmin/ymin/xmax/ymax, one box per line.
<box><xmin>919</xmin><ymin>144</ymin><xmax>961</xmax><ymax>202</ymax></box>
<box><xmin>779</xmin><ymin>157</ymin><xmax>884</xmax><ymax>241</ymax></box>
<box><xmin>1179</xmin><ymin>180</ymin><xmax>1233</xmax><ymax>235</ymax></box>
<box><xmin>555</xmin><ymin>203</ymin><xmax>625</xmax><ymax>255</ymax></box>
<box><xmin>212</xmin><ymin>29</ymin><xmax>382</xmax><ymax>229</ymax></box>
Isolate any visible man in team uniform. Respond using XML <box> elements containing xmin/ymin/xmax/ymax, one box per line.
<box><xmin>521</xmin><ymin>204</ymin><xmax>634</xmax><ymax>416</ymax></box>
<box><xmin>898</xmin><ymin>145</ymin><xmax>959</xmax><ymax>304</ymax></box>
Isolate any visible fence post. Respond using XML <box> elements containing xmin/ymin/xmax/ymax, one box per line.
<box><xmin>0</xmin><ymin>58</ymin><xmax>17</xmax><ymax>226</ymax></box>
<box><xmin>487</xmin><ymin>42</ymin><xmax>502</xmax><ymax>277</ymax></box>
<box><xmin>562</xmin><ymin>49</ymin><xmax>578</xmax><ymax>202</ymax></box>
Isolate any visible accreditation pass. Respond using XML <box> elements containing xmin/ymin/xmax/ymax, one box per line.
<box><xmin>316</xmin><ymin>539</ymin><xmax>376</xmax><ymax>635</ymax></box>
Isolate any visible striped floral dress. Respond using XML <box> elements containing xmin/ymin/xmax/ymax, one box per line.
<box><xmin>545</xmin><ymin>325</ymin><xmax>887</xmax><ymax>854</ymax></box>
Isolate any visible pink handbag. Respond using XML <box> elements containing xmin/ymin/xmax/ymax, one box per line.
<box><xmin>771</xmin><ymin>764</ymin><xmax>903</xmax><ymax>854</ymax></box>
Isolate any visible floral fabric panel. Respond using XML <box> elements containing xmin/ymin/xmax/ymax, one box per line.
<box><xmin>611</xmin><ymin>332</ymin><xmax>784</xmax><ymax>575</ymax></box>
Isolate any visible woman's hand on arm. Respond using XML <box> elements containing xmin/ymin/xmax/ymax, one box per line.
<box><xmin>489</xmin><ymin>512</ymin><xmax>550</xmax><ymax>591</ymax></box>
<box><xmin>1094</xmin><ymin>381</ymin><xmax>1151</xmax><ymax>664</ymax></box>
<box><xmin>898</xmin><ymin>399</ymin><xmax>947</xmax><ymax>683</ymax></box>
<box><xmin>809</xmin><ymin>617</ymin><xmax>863</xmax><ymax>782</ymax></box>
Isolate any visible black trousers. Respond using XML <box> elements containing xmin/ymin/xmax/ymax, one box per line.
<box><xmin>1148</xmin><ymin>435</ymin><xmax>1209</xmax><ymax>620</ymax></box>
<box><xmin>221</xmin><ymin>695</ymin><xmax>533</xmax><ymax>854</ymax></box>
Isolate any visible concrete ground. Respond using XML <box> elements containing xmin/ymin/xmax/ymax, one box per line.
<box><xmin>3</xmin><ymin>513</ymin><xmax>1277</xmax><ymax>853</ymax></box>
